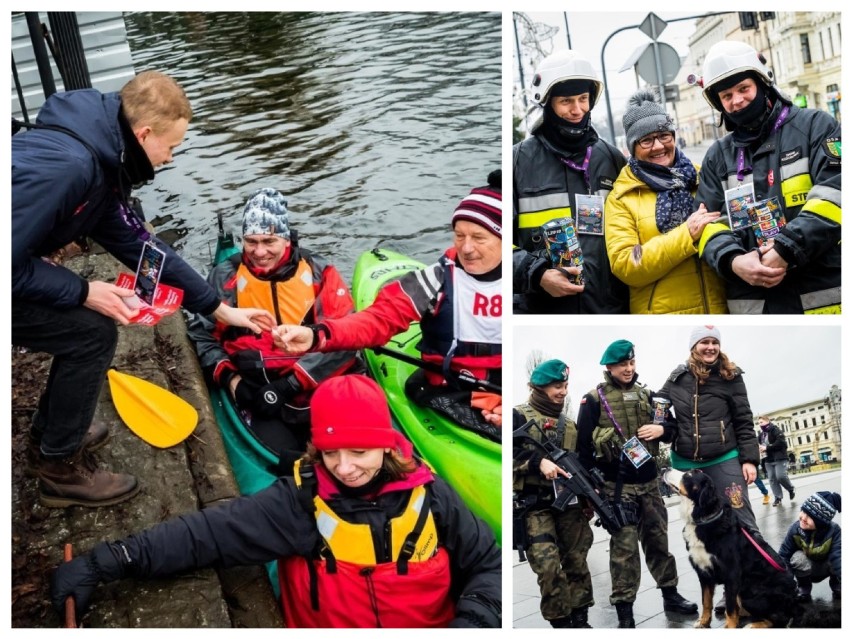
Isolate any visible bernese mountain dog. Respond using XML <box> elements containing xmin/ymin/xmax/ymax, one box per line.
<box><xmin>663</xmin><ymin>468</ymin><xmax>800</xmax><ymax>628</ymax></box>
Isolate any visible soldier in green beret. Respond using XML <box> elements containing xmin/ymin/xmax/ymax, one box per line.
<box><xmin>512</xmin><ymin>358</ymin><xmax>594</xmax><ymax>628</ymax></box>
<box><xmin>577</xmin><ymin>340</ymin><xmax>696</xmax><ymax>627</ymax></box>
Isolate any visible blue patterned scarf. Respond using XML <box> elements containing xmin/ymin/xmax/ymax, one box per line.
<box><xmin>628</xmin><ymin>148</ymin><xmax>697</xmax><ymax>234</ymax></box>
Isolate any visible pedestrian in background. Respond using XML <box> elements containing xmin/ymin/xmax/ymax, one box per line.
<box><xmin>758</xmin><ymin>415</ymin><xmax>796</xmax><ymax>507</ymax></box>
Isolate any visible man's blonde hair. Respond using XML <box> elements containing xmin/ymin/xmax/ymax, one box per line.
<box><xmin>120</xmin><ymin>70</ymin><xmax>192</xmax><ymax>134</ymax></box>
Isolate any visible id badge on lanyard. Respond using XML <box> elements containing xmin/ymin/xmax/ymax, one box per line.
<box><xmin>575</xmin><ymin>193</ymin><xmax>605</xmax><ymax>235</ymax></box>
<box><xmin>622</xmin><ymin>435</ymin><xmax>652</xmax><ymax>469</ymax></box>
<box><xmin>723</xmin><ymin>183</ymin><xmax>756</xmax><ymax>231</ymax></box>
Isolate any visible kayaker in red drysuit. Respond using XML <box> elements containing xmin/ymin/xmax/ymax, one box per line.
<box><xmin>50</xmin><ymin>375</ymin><xmax>502</xmax><ymax>628</ymax></box>
<box><xmin>273</xmin><ymin>170</ymin><xmax>503</xmax><ymax>436</ymax></box>
<box><xmin>187</xmin><ymin>188</ymin><xmax>363</xmax><ymax>455</ymax></box>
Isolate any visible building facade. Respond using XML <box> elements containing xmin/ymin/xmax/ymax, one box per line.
<box><xmin>758</xmin><ymin>384</ymin><xmax>842</xmax><ymax>469</ymax></box>
<box><xmin>674</xmin><ymin>11</ymin><xmax>841</xmax><ymax>146</ymax></box>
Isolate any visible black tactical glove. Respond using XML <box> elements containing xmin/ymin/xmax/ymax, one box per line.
<box><xmin>254</xmin><ymin>375</ymin><xmax>300</xmax><ymax>417</ymax></box>
<box><xmin>50</xmin><ymin>542</ymin><xmax>130</xmax><ymax>620</ymax></box>
<box><xmin>233</xmin><ymin>377</ymin><xmax>261</xmax><ymax>408</ymax></box>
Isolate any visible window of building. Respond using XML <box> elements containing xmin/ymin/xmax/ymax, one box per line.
<box><xmin>801</xmin><ymin>34</ymin><xmax>812</xmax><ymax>64</ymax></box>
<box><xmin>820</xmin><ymin>32</ymin><xmax>826</xmax><ymax>60</ymax></box>
<box><xmin>828</xmin><ymin>26</ymin><xmax>835</xmax><ymax>57</ymax></box>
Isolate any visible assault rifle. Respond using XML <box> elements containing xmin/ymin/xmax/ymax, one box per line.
<box><xmin>513</xmin><ymin>420</ymin><xmax>623</xmax><ymax>535</ymax></box>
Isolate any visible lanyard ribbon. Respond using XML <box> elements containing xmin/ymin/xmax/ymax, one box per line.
<box><xmin>559</xmin><ymin>146</ymin><xmax>593</xmax><ymax>193</ymax></box>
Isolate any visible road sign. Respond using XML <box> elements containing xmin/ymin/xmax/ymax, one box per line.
<box><xmin>638</xmin><ymin>12</ymin><xmax>667</xmax><ymax>41</ymax></box>
<box><xmin>636</xmin><ymin>42</ymin><xmax>681</xmax><ymax>86</ymax></box>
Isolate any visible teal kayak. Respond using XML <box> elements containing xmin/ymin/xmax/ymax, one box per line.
<box><xmin>350</xmin><ymin>247</ymin><xmax>502</xmax><ymax>543</ymax></box>
<box><xmin>206</xmin><ymin>225</ymin><xmax>281</xmax><ymax>593</ymax></box>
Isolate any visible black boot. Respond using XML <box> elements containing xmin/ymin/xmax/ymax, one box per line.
<box><xmin>615</xmin><ymin>602</ymin><xmax>635</xmax><ymax>628</ymax></box>
<box><xmin>549</xmin><ymin>616</ymin><xmax>573</xmax><ymax>628</ymax></box>
<box><xmin>661</xmin><ymin>586</ymin><xmax>698</xmax><ymax>614</ymax></box>
<box><xmin>795</xmin><ymin>578</ymin><xmax>812</xmax><ymax>603</ymax></box>
<box><xmin>568</xmin><ymin>605</ymin><xmax>592</xmax><ymax>628</ymax></box>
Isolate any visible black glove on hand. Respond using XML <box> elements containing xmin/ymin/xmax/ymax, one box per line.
<box><xmin>50</xmin><ymin>542</ymin><xmax>129</xmax><ymax>620</ymax></box>
<box><xmin>254</xmin><ymin>375</ymin><xmax>300</xmax><ymax>417</ymax></box>
<box><xmin>233</xmin><ymin>378</ymin><xmax>260</xmax><ymax>408</ymax></box>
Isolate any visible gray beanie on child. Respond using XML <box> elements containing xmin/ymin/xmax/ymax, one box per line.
<box><xmin>623</xmin><ymin>90</ymin><xmax>675</xmax><ymax>153</ymax></box>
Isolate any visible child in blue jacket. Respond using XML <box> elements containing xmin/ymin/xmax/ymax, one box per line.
<box><xmin>779</xmin><ymin>491</ymin><xmax>841</xmax><ymax>602</ymax></box>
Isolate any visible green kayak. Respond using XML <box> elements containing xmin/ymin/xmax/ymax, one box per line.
<box><xmin>351</xmin><ymin>247</ymin><xmax>502</xmax><ymax>543</ymax></box>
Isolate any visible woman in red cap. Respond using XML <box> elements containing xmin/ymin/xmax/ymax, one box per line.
<box><xmin>50</xmin><ymin>375</ymin><xmax>501</xmax><ymax>628</ymax></box>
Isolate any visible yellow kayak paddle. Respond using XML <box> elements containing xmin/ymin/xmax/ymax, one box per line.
<box><xmin>107</xmin><ymin>369</ymin><xmax>198</xmax><ymax>448</ymax></box>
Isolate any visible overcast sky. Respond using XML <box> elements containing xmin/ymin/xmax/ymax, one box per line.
<box><xmin>510</xmin><ymin>323</ymin><xmax>841</xmax><ymax>421</ymax></box>
<box><xmin>513</xmin><ymin>11</ymin><xmax>700</xmax><ymax>128</ymax></box>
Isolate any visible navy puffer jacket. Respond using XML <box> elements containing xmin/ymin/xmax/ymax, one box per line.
<box><xmin>12</xmin><ymin>89</ymin><xmax>218</xmax><ymax>313</ymax></box>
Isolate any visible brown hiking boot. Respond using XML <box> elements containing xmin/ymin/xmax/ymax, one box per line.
<box><xmin>36</xmin><ymin>450</ymin><xmax>139</xmax><ymax>508</ymax></box>
<box><xmin>80</xmin><ymin>420</ymin><xmax>111</xmax><ymax>452</ymax></box>
<box><xmin>25</xmin><ymin>421</ymin><xmax>111</xmax><ymax>477</ymax></box>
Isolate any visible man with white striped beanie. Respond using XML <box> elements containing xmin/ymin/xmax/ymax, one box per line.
<box><xmin>274</xmin><ymin>169</ymin><xmax>504</xmax><ymax>434</ymax></box>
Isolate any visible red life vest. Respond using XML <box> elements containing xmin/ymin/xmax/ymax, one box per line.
<box><xmin>278</xmin><ymin>462</ymin><xmax>456</xmax><ymax>627</ymax></box>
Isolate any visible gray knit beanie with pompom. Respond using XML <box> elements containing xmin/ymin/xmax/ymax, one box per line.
<box><xmin>623</xmin><ymin>90</ymin><xmax>675</xmax><ymax>154</ymax></box>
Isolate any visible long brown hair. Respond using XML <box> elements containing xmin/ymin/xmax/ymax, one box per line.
<box><xmin>687</xmin><ymin>349</ymin><xmax>738</xmax><ymax>384</ymax></box>
<box><xmin>303</xmin><ymin>443</ymin><xmax>417</xmax><ymax>482</ymax></box>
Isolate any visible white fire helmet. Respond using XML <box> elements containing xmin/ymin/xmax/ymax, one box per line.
<box><xmin>530</xmin><ymin>50</ymin><xmax>604</xmax><ymax>109</ymax></box>
<box><xmin>701</xmin><ymin>41</ymin><xmax>774</xmax><ymax>111</ymax></box>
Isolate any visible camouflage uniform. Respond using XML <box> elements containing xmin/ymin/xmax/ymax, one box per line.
<box><xmin>513</xmin><ymin>403</ymin><xmax>594</xmax><ymax>622</ymax></box>
<box><xmin>578</xmin><ymin>375</ymin><xmax>679</xmax><ymax>605</ymax></box>
<box><xmin>604</xmin><ymin>479</ymin><xmax>677</xmax><ymax>603</ymax></box>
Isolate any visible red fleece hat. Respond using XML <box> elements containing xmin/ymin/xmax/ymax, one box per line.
<box><xmin>311</xmin><ymin>375</ymin><xmax>411</xmax><ymax>454</ymax></box>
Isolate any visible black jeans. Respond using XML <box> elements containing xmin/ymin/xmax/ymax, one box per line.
<box><xmin>12</xmin><ymin>298</ymin><xmax>117</xmax><ymax>458</ymax></box>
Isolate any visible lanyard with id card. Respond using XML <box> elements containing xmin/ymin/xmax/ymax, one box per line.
<box><xmin>575</xmin><ymin>194</ymin><xmax>605</xmax><ymax>235</ymax></box>
<box><xmin>622</xmin><ymin>435</ymin><xmax>652</xmax><ymax>469</ymax></box>
<box><xmin>724</xmin><ymin>183</ymin><xmax>756</xmax><ymax>231</ymax></box>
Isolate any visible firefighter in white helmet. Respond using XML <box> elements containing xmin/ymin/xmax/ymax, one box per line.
<box><xmin>513</xmin><ymin>50</ymin><xmax>628</xmax><ymax>315</ymax></box>
<box><xmin>694</xmin><ymin>40</ymin><xmax>841</xmax><ymax>314</ymax></box>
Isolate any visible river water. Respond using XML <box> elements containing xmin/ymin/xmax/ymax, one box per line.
<box><xmin>123</xmin><ymin>11</ymin><xmax>501</xmax><ymax>280</ymax></box>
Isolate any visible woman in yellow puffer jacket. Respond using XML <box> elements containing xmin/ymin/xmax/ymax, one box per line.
<box><xmin>605</xmin><ymin>91</ymin><xmax>728</xmax><ymax>314</ymax></box>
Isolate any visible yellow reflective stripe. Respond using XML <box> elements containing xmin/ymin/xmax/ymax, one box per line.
<box><xmin>697</xmin><ymin>222</ymin><xmax>731</xmax><ymax>257</ymax></box>
<box><xmin>801</xmin><ymin>288</ymin><xmax>841</xmax><ymax>311</ymax></box>
<box><xmin>805</xmin><ymin>304</ymin><xmax>842</xmax><ymax>315</ymax></box>
<box><xmin>801</xmin><ymin>199</ymin><xmax>842</xmax><ymax>225</ymax></box>
<box><xmin>780</xmin><ymin>173</ymin><xmax>813</xmax><ymax>208</ymax></box>
<box><xmin>517</xmin><ymin>208</ymin><xmax>572</xmax><ymax>229</ymax></box>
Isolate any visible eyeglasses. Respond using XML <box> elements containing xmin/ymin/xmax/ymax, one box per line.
<box><xmin>637</xmin><ymin>132</ymin><xmax>674</xmax><ymax>149</ymax></box>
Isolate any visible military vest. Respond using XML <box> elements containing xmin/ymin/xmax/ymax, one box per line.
<box><xmin>514</xmin><ymin>403</ymin><xmax>577</xmax><ymax>492</ymax></box>
<box><xmin>590</xmin><ymin>379</ymin><xmax>658</xmax><ymax>462</ymax></box>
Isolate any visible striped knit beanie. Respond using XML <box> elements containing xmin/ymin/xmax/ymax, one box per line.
<box><xmin>801</xmin><ymin>491</ymin><xmax>841</xmax><ymax>528</ymax></box>
<box><xmin>451</xmin><ymin>169</ymin><xmax>502</xmax><ymax>238</ymax></box>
